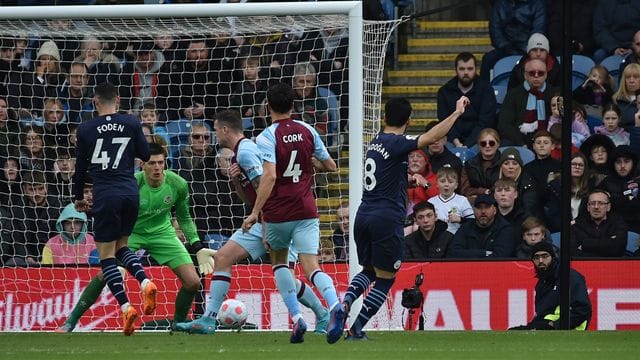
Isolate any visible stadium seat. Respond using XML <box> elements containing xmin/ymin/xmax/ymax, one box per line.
<box><xmin>586</xmin><ymin>114</ymin><xmax>603</xmax><ymax>134</ymax></box>
<box><xmin>571</xmin><ymin>55</ymin><xmax>596</xmax><ymax>90</ymax></box>
<box><xmin>446</xmin><ymin>145</ymin><xmax>477</xmax><ymax>164</ymax></box>
<box><xmin>205</xmin><ymin>233</ymin><xmax>230</xmax><ymax>251</ymax></box>
<box><xmin>493</xmin><ymin>84</ymin><xmax>508</xmax><ymax>112</ymax></box>
<box><xmin>626</xmin><ymin>232</ymin><xmax>639</xmax><ymax>256</ymax></box>
<box><xmin>166</xmin><ymin>119</ymin><xmax>194</xmax><ymax>158</ymax></box>
<box><xmin>600</xmin><ymin>54</ymin><xmax>624</xmax><ymax>89</ymax></box>
<box><xmin>490</xmin><ymin>55</ymin><xmax>521</xmax><ymax>87</ymax></box>
<box><xmin>550</xmin><ymin>232</ymin><xmax>561</xmax><ymax>248</ymax></box>
<box><xmin>499</xmin><ymin>146</ymin><xmax>535</xmax><ymax>165</ymax></box>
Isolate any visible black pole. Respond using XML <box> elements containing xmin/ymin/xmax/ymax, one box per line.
<box><xmin>559</xmin><ymin>0</ymin><xmax>572</xmax><ymax>330</ymax></box>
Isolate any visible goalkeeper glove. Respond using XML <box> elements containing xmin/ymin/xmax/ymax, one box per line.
<box><xmin>191</xmin><ymin>241</ymin><xmax>217</xmax><ymax>275</ymax></box>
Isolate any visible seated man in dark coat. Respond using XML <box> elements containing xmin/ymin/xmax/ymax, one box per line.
<box><xmin>404</xmin><ymin>201</ymin><xmax>452</xmax><ymax>260</ymax></box>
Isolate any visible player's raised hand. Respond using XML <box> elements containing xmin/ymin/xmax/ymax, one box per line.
<box><xmin>456</xmin><ymin>96</ymin><xmax>470</xmax><ymax>114</ymax></box>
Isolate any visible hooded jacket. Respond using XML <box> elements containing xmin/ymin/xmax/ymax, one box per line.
<box><xmin>41</xmin><ymin>203</ymin><xmax>96</xmax><ymax>265</ymax></box>
<box><xmin>529</xmin><ymin>260</ymin><xmax>592</xmax><ymax>329</ymax></box>
<box><xmin>599</xmin><ymin>146</ymin><xmax>640</xmax><ymax>232</ymax></box>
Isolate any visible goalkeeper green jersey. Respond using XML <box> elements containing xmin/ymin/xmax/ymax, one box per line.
<box><xmin>134</xmin><ymin>170</ymin><xmax>199</xmax><ymax>246</ymax></box>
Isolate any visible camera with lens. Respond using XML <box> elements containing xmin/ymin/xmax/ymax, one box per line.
<box><xmin>401</xmin><ymin>272</ymin><xmax>424</xmax><ymax>309</ymax></box>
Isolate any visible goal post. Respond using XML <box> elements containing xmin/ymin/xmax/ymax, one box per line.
<box><xmin>0</xmin><ymin>2</ymin><xmax>404</xmax><ymax>332</ymax></box>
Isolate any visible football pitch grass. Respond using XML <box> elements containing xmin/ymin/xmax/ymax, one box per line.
<box><xmin>1</xmin><ymin>331</ymin><xmax>639</xmax><ymax>360</ymax></box>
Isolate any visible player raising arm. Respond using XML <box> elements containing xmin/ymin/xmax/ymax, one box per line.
<box><xmin>58</xmin><ymin>141</ymin><xmax>216</xmax><ymax>333</ymax></box>
<box><xmin>175</xmin><ymin>110</ymin><xmax>330</xmax><ymax>335</ymax></box>
<box><xmin>242</xmin><ymin>83</ymin><xmax>343</xmax><ymax>344</ymax></box>
<box><xmin>339</xmin><ymin>96</ymin><xmax>469</xmax><ymax>340</ymax></box>
<box><xmin>72</xmin><ymin>82</ymin><xmax>156</xmax><ymax>336</ymax></box>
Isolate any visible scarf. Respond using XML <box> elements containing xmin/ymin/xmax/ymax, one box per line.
<box><xmin>520</xmin><ymin>81</ymin><xmax>547</xmax><ymax>135</ymax></box>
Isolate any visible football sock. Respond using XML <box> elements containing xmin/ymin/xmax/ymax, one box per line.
<box><xmin>296</xmin><ymin>279</ymin><xmax>325</xmax><ymax>317</ymax></box>
<box><xmin>65</xmin><ymin>276</ymin><xmax>106</xmax><ymax>327</ymax></box>
<box><xmin>273</xmin><ymin>264</ymin><xmax>302</xmax><ymax>317</ymax></box>
<box><xmin>351</xmin><ymin>277</ymin><xmax>395</xmax><ymax>333</ymax></box>
<box><xmin>343</xmin><ymin>269</ymin><xmax>376</xmax><ymax>308</ymax></box>
<box><xmin>115</xmin><ymin>247</ymin><xmax>147</xmax><ymax>284</ymax></box>
<box><xmin>205</xmin><ymin>271</ymin><xmax>231</xmax><ymax>318</ymax></box>
<box><xmin>101</xmin><ymin>257</ymin><xmax>129</xmax><ymax>306</ymax></box>
<box><xmin>309</xmin><ymin>270</ymin><xmax>339</xmax><ymax>309</ymax></box>
<box><xmin>174</xmin><ymin>286</ymin><xmax>198</xmax><ymax>323</ymax></box>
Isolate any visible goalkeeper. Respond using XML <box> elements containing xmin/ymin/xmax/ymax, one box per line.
<box><xmin>57</xmin><ymin>141</ymin><xmax>216</xmax><ymax>332</ymax></box>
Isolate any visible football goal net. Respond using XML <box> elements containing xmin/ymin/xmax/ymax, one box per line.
<box><xmin>0</xmin><ymin>2</ymin><xmax>404</xmax><ymax>332</ymax></box>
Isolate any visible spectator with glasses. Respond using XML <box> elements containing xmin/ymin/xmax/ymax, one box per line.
<box><xmin>498</xmin><ymin>58</ymin><xmax>557</xmax><ymax>147</ymax></box>
<box><xmin>460</xmin><ymin>128</ymin><xmax>502</xmax><ymax>204</ymax></box>
<box><xmin>571</xmin><ymin>189</ymin><xmax>627</xmax><ymax>257</ymax></box>
<box><xmin>174</xmin><ymin>122</ymin><xmax>214</xmax><ymax>172</ymax></box>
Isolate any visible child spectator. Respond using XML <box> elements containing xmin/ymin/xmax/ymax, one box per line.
<box><xmin>514</xmin><ymin>216</ymin><xmax>557</xmax><ymax>259</ymax></box>
<box><xmin>579</xmin><ymin>134</ymin><xmax>615</xmax><ymax>186</ymax></box>
<box><xmin>428</xmin><ymin>166</ymin><xmax>473</xmax><ymax>234</ymax></box>
<box><xmin>51</xmin><ymin>147</ymin><xmax>75</xmax><ymax>205</ymax></box>
<box><xmin>139</xmin><ymin>103</ymin><xmax>169</xmax><ymax>145</ymax></box>
<box><xmin>573</xmin><ymin>65</ymin><xmax>614</xmax><ymax>109</ymax></box>
<box><xmin>547</xmin><ymin>98</ymin><xmax>590</xmax><ymax>146</ymax></box>
<box><xmin>594</xmin><ymin>103</ymin><xmax>630</xmax><ymax>146</ymax></box>
<box><xmin>494</xmin><ymin>178</ymin><xmax>530</xmax><ymax>239</ymax></box>
<box><xmin>41</xmin><ymin>202</ymin><xmax>97</xmax><ymax>265</ymax></box>
<box><xmin>231</xmin><ymin>56</ymin><xmax>272</xmax><ymax>137</ymax></box>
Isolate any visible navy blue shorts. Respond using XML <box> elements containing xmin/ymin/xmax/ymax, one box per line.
<box><xmin>92</xmin><ymin>192</ymin><xmax>139</xmax><ymax>243</ymax></box>
<box><xmin>353</xmin><ymin>211</ymin><xmax>403</xmax><ymax>272</ymax></box>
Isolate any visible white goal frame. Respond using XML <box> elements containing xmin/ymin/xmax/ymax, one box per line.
<box><xmin>1</xmin><ymin>0</ymin><xmax>365</xmax><ymax>277</ymax></box>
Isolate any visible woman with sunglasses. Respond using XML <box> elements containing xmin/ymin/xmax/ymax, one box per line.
<box><xmin>460</xmin><ymin>128</ymin><xmax>502</xmax><ymax>204</ymax></box>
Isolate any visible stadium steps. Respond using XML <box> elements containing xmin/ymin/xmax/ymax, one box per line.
<box><xmin>317</xmin><ymin>21</ymin><xmax>490</xmax><ymax>237</ymax></box>
<box><xmin>406</xmin><ymin>37</ymin><xmax>491</xmax><ymax>54</ymax></box>
<box><xmin>384</xmin><ymin>20</ymin><xmax>490</xmax><ymax>133</ymax></box>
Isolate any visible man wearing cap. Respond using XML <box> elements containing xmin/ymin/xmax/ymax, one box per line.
<box><xmin>571</xmin><ymin>189</ymin><xmax>628</xmax><ymax>257</ymax></box>
<box><xmin>498</xmin><ymin>58</ymin><xmax>557</xmax><ymax>147</ymax></box>
<box><xmin>599</xmin><ymin>145</ymin><xmax>640</xmax><ymax>233</ymax></box>
<box><xmin>509</xmin><ymin>242</ymin><xmax>591</xmax><ymax>330</ymax></box>
<box><xmin>436</xmin><ymin>52</ymin><xmax>497</xmax><ymax>148</ymax></box>
<box><xmin>508</xmin><ymin>33</ymin><xmax>561</xmax><ymax>90</ymax></box>
<box><xmin>448</xmin><ymin>193</ymin><xmax>515</xmax><ymax>258</ymax></box>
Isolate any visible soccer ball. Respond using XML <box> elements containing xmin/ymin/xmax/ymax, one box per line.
<box><xmin>217</xmin><ymin>299</ymin><xmax>248</xmax><ymax>329</ymax></box>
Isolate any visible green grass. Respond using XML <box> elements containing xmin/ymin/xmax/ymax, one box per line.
<box><xmin>1</xmin><ymin>331</ymin><xmax>639</xmax><ymax>360</ymax></box>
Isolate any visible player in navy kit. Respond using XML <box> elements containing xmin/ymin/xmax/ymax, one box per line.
<box><xmin>72</xmin><ymin>82</ymin><xmax>157</xmax><ymax>336</ymax></box>
<box><xmin>340</xmin><ymin>96</ymin><xmax>469</xmax><ymax>340</ymax></box>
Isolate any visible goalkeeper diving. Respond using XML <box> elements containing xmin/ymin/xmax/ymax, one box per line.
<box><xmin>56</xmin><ymin>141</ymin><xmax>216</xmax><ymax>333</ymax></box>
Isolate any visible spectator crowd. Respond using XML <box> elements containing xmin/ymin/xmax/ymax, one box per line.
<box><xmin>0</xmin><ymin>1</ymin><xmax>639</xmax><ymax>267</ymax></box>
